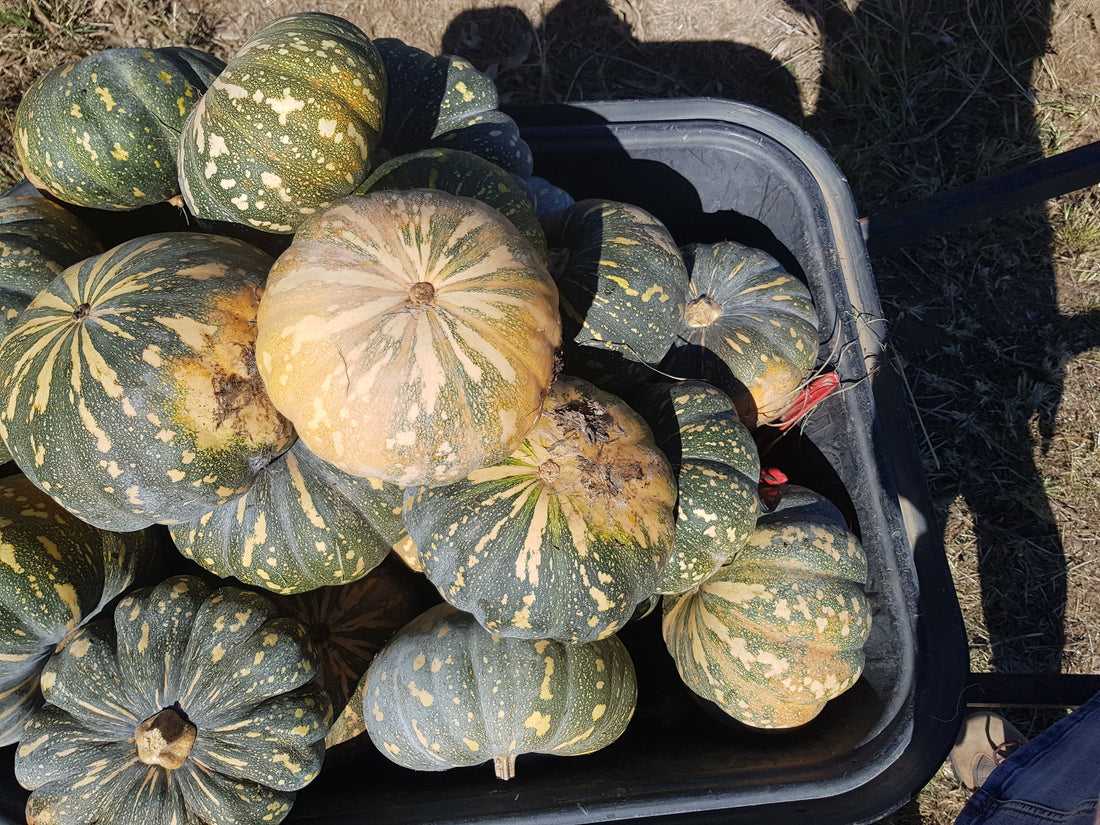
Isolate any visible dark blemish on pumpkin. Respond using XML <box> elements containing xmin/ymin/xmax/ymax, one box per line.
<box><xmin>551</xmin><ymin>399</ymin><xmax>615</xmax><ymax>444</ymax></box>
<box><xmin>71</xmin><ymin>303</ymin><xmax>92</xmax><ymax>322</ymax></box>
<box><xmin>576</xmin><ymin>456</ymin><xmax>623</xmax><ymax>498</ymax></box>
<box><xmin>173</xmin><ymin>286</ymin><xmax>293</xmax><ymax>454</ymax></box>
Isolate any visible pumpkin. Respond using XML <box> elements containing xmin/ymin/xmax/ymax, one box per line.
<box><xmin>270</xmin><ymin>555</ymin><xmax>439</xmax><ymax>749</ymax></box>
<box><xmin>14</xmin><ymin>574</ymin><xmax>332</xmax><ymax>825</ymax></box>
<box><xmin>632</xmin><ymin>379</ymin><xmax>761</xmax><ymax>594</ymax></box>
<box><xmin>357</xmin><ymin>147</ymin><xmax>546</xmax><ymax>261</ymax></box>
<box><xmin>167</xmin><ymin>439</ymin><xmax>408</xmax><ymax>594</ymax></box>
<box><xmin>0</xmin><ymin>473</ymin><xmax>160</xmax><ymax>746</ymax></box>
<box><xmin>542</xmin><ymin>199</ymin><xmax>689</xmax><ymax>392</ymax></box>
<box><xmin>660</xmin><ymin>241</ymin><xmax>820</xmax><ymax>429</ymax></box>
<box><xmin>515</xmin><ymin>174</ymin><xmax>575</xmax><ymax>220</ymax></box>
<box><xmin>177</xmin><ymin>12</ymin><xmax>386</xmax><ymax>234</ymax></box>
<box><xmin>0</xmin><ymin>196</ymin><xmax>103</xmax><ymax>465</ymax></box>
<box><xmin>403</xmin><ymin>374</ymin><xmax>676</xmax><ymax>643</ymax></box>
<box><xmin>0</xmin><ymin>196</ymin><xmax>103</xmax><ymax>340</ymax></box>
<box><xmin>255</xmin><ymin>189</ymin><xmax>561</xmax><ymax>487</ymax></box>
<box><xmin>0</xmin><ymin>231</ymin><xmax>293</xmax><ymax>532</ymax></box>
<box><xmin>362</xmin><ymin>602</ymin><xmax>637</xmax><ymax>780</ymax></box>
<box><xmin>661</xmin><ymin>483</ymin><xmax>872</xmax><ymax>729</ymax></box>
<box><xmin>374</xmin><ymin>38</ymin><xmax>532</xmax><ymax>177</ymax></box>
<box><xmin>15</xmin><ymin>47</ymin><xmax>224</xmax><ymax>210</ymax></box>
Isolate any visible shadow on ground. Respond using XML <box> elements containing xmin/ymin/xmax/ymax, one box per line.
<box><xmin>437</xmin><ymin>0</ymin><xmax>1100</xmax><ymax>821</ymax></box>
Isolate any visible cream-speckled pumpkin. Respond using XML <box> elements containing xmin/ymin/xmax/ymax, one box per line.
<box><xmin>255</xmin><ymin>189</ymin><xmax>561</xmax><ymax>487</ymax></box>
<box><xmin>662</xmin><ymin>484</ymin><xmax>871</xmax><ymax>729</ymax></box>
<box><xmin>0</xmin><ymin>231</ymin><xmax>291</xmax><ymax>531</ymax></box>
<box><xmin>362</xmin><ymin>602</ymin><xmax>637</xmax><ymax>780</ymax></box>
<box><xmin>177</xmin><ymin>12</ymin><xmax>385</xmax><ymax>234</ymax></box>
<box><xmin>404</xmin><ymin>375</ymin><xmax>676</xmax><ymax>643</ymax></box>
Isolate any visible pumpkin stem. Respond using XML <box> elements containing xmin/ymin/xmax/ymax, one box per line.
<box><xmin>493</xmin><ymin>753</ymin><xmax>517</xmax><ymax>781</ymax></box>
<box><xmin>537</xmin><ymin>459</ymin><xmax>561</xmax><ymax>483</ymax></box>
<box><xmin>406</xmin><ymin>281</ymin><xmax>436</xmax><ymax>307</ymax></box>
<box><xmin>135</xmin><ymin>706</ymin><xmax>198</xmax><ymax>770</ymax></box>
<box><xmin>683</xmin><ymin>296</ymin><xmax>722</xmax><ymax>328</ymax></box>
<box><xmin>71</xmin><ymin>303</ymin><xmax>92</xmax><ymax>322</ymax></box>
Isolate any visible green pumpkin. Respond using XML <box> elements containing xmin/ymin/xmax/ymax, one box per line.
<box><xmin>0</xmin><ymin>196</ymin><xmax>102</xmax><ymax>340</ymax></box>
<box><xmin>14</xmin><ymin>574</ymin><xmax>332</xmax><ymax>825</ymax></box>
<box><xmin>542</xmin><ymin>199</ymin><xmax>689</xmax><ymax>391</ymax></box>
<box><xmin>363</xmin><ymin>602</ymin><xmax>637</xmax><ymax>779</ymax></box>
<box><xmin>357</xmin><ymin>147</ymin><xmax>546</xmax><ymax>261</ymax></box>
<box><xmin>404</xmin><ymin>374</ymin><xmax>677</xmax><ymax>643</ymax></box>
<box><xmin>632</xmin><ymin>380</ymin><xmax>761</xmax><ymax>594</ymax></box>
<box><xmin>0</xmin><ymin>474</ymin><xmax>160</xmax><ymax>746</ymax></box>
<box><xmin>660</xmin><ymin>241</ymin><xmax>820</xmax><ymax>429</ymax></box>
<box><xmin>15</xmin><ymin>47</ymin><xmax>223</xmax><ymax>210</ymax></box>
<box><xmin>168</xmin><ymin>439</ymin><xmax>408</xmax><ymax>594</ymax></box>
<box><xmin>177</xmin><ymin>12</ymin><xmax>386</xmax><ymax>234</ymax></box>
<box><xmin>0</xmin><ymin>196</ymin><xmax>103</xmax><ymax>465</ymax></box>
<box><xmin>254</xmin><ymin>189</ymin><xmax>560</xmax><ymax>488</ymax></box>
<box><xmin>0</xmin><ymin>232</ymin><xmax>292</xmax><ymax>532</ymax></box>
<box><xmin>375</xmin><ymin>38</ymin><xmax>532</xmax><ymax>177</ymax></box>
<box><xmin>662</xmin><ymin>484</ymin><xmax>872</xmax><ymax>729</ymax></box>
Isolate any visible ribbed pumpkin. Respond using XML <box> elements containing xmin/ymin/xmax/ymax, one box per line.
<box><xmin>403</xmin><ymin>374</ymin><xmax>676</xmax><ymax>643</ymax></box>
<box><xmin>363</xmin><ymin>603</ymin><xmax>637</xmax><ymax>780</ymax></box>
<box><xmin>0</xmin><ymin>231</ymin><xmax>292</xmax><ymax>532</ymax></box>
<box><xmin>632</xmin><ymin>380</ymin><xmax>761</xmax><ymax>594</ymax></box>
<box><xmin>14</xmin><ymin>574</ymin><xmax>332</xmax><ymax>825</ymax></box>
<box><xmin>542</xmin><ymin>199</ymin><xmax>689</xmax><ymax>393</ymax></box>
<box><xmin>15</xmin><ymin>47</ymin><xmax>223</xmax><ymax>210</ymax></box>
<box><xmin>168</xmin><ymin>439</ymin><xmax>408</xmax><ymax>594</ymax></box>
<box><xmin>660</xmin><ymin>241</ymin><xmax>820</xmax><ymax>429</ymax></box>
<box><xmin>662</xmin><ymin>484</ymin><xmax>872</xmax><ymax>729</ymax></box>
<box><xmin>357</xmin><ymin>147</ymin><xmax>546</xmax><ymax>261</ymax></box>
<box><xmin>0</xmin><ymin>473</ymin><xmax>160</xmax><ymax>746</ymax></box>
<box><xmin>375</xmin><ymin>38</ymin><xmax>532</xmax><ymax>177</ymax></box>
<box><xmin>0</xmin><ymin>196</ymin><xmax>102</xmax><ymax>339</ymax></box>
<box><xmin>177</xmin><ymin>12</ymin><xmax>386</xmax><ymax>234</ymax></box>
<box><xmin>255</xmin><ymin>189</ymin><xmax>561</xmax><ymax>487</ymax></box>
<box><xmin>0</xmin><ymin>196</ymin><xmax>103</xmax><ymax>464</ymax></box>
<box><xmin>270</xmin><ymin>555</ymin><xmax>439</xmax><ymax>749</ymax></box>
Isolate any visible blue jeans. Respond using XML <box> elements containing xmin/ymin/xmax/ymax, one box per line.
<box><xmin>956</xmin><ymin>690</ymin><xmax>1100</xmax><ymax>825</ymax></box>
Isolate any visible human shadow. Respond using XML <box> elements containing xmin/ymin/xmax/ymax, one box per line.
<box><xmin>443</xmin><ymin>0</ymin><xmax>1086</xmax><ymax>682</ymax></box>
<box><xmin>787</xmin><ymin>0</ymin><xmax>1082</xmax><ymax>687</ymax></box>
<box><xmin>439</xmin><ymin>0</ymin><xmax>1100</xmax><ymax>812</ymax></box>
<box><xmin>441</xmin><ymin>0</ymin><xmax>804</xmax><ymax>121</ymax></box>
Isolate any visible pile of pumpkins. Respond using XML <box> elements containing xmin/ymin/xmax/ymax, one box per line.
<box><xmin>0</xmin><ymin>11</ymin><xmax>873</xmax><ymax>825</ymax></box>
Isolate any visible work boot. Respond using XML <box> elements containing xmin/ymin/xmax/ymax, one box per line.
<box><xmin>949</xmin><ymin>711</ymin><xmax>1029</xmax><ymax>795</ymax></box>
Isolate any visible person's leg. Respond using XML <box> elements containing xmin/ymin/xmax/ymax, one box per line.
<box><xmin>954</xmin><ymin>690</ymin><xmax>1100</xmax><ymax>825</ymax></box>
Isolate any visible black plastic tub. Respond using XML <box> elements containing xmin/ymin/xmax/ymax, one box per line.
<box><xmin>0</xmin><ymin>98</ymin><xmax>967</xmax><ymax>825</ymax></box>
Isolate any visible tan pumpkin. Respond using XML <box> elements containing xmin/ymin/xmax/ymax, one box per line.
<box><xmin>255</xmin><ymin>189</ymin><xmax>561</xmax><ymax>487</ymax></box>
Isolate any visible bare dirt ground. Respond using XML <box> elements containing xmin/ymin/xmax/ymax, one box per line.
<box><xmin>3</xmin><ymin>0</ymin><xmax>1100</xmax><ymax>823</ymax></box>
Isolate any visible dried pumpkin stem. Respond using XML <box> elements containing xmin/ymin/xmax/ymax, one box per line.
<box><xmin>537</xmin><ymin>459</ymin><xmax>561</xmax><ymax>483</ymax></box>
<box><xmin>135</xmin><ymin>706</ymin><xmax>198</xmax><ymax>770</ymax></box>
<box><xmin>683</xmin><ymin>296</ymin><xmax>722</xmax><ymax>328</ymax></box>
<box><xmin>406</xmin><ymin>281</ymin><xmax>436</xmax><ymax>307</ymax></box>
<box><xmin>494</xmin><ymin>753</ymin><xmax>517</xmax><ymax>781</ymax></box>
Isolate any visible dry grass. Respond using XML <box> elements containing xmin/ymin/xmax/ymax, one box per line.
<box><xmin>2</xmin><ymin>0</ymin><xmax>1099</xmax><ymax>823</ymax></box>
